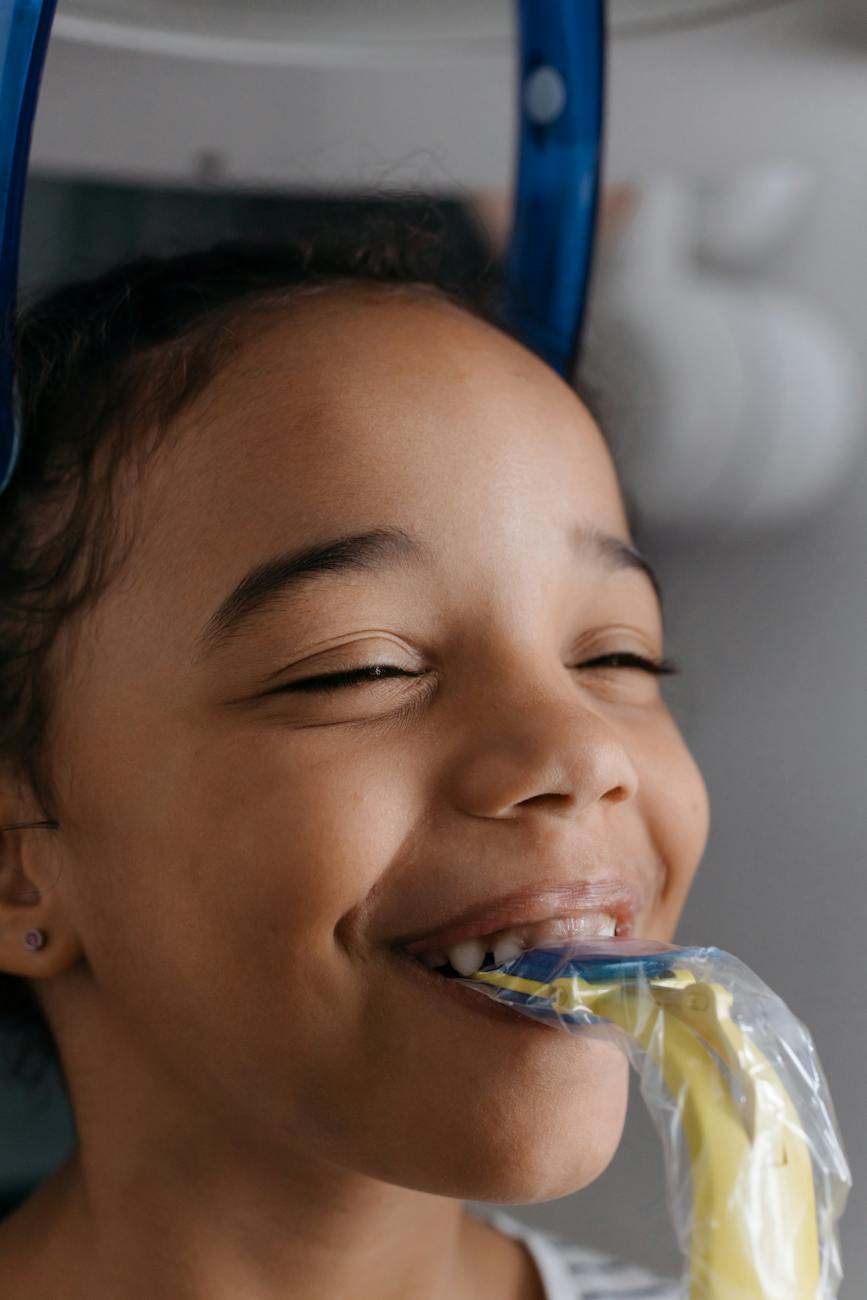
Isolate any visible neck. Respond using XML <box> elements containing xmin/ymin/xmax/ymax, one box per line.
<box><xmin>0</xmin><ymin>1144</ymin><xmax>536</xmax><ymax>1300</ymax></box>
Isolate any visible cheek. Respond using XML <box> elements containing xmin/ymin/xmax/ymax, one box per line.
<box><xmin>635</xmin><ymin>718</ymin><xmax>711</xmax><ymax>931</ymax></box>
<box><xmin>200</xmin><ymin>732</ymin><xmax>419</xmax><ymax>935</ymax></box>
<box><xmin>139</xmin><ymin>717</ymin><xmax>420</xmax><ymax>932</ymax></box>
<box><xmin>67</xmin><ymin>722</ymin><xmax>421</xmax><ymax>1064</ymax></box>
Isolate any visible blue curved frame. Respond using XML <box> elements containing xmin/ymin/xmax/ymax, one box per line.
<box><xmin>0</xmin><ymin>0</ymin><xmax>605</xmax><ymax>494</ymax></box>
<box><xmin>504</xmin><ymin>1</ymin><xmax>606</xmax><ymax>378</ymax></box>
<box><xmin>0</xmin><ymin>0</ymin><xmax>57</xmax><ymax>495</ymax></box>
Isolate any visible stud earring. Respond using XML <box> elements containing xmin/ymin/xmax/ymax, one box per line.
<box><xmin>23</xmin><ymin>929</ymin><xmax>46</xmax><ymax>951</ymax></box>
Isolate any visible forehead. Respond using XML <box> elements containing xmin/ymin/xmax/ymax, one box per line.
<box><xmin>98</xmin><ymin>292</ymin><xmax>633</xmax><ymax>673</ymax></box>
<box><xmin>142</xmin><ymin>289</ymin><xmax>628</xmax><ymax>552</ymax></box>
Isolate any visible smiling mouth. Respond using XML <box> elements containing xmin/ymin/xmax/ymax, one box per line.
<box><xmin>403</xmin><ymin>911</ymin><xmax>624</xmax><ymax>979</ymax></box>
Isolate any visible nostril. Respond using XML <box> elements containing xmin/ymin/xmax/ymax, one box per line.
<box><xmin>604</xmin><ymin>784</ymin><xmax>632</xmax><ymax>804</ymax></box>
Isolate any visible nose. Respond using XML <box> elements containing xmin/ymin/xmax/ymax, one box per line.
<box><xmin>448</xmin><ymin>674</ymin><xmax>639</xmax><ymax>822</ymax></box>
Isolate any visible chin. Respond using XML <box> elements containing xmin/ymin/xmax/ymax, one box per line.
<box><xmin>467</xmin><ymin>1071</ymin><xmax>629</xmax><ymax>1204</ymax></box>
<box><xmin>385</xmin><ymin>1037</ymin><xmax>631</xmax><ymax>1204</ymax></box>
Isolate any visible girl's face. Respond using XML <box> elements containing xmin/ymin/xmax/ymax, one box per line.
<box><xmin>34</xmin><ymin>289</ymin><xmax>709</xmax><ymax>1203</ymax></box>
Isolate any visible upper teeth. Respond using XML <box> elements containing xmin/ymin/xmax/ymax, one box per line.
<box><xmin>415</xmin><ymin>912</ymin><xmax>617</xmax><ymax>977</ymax></box>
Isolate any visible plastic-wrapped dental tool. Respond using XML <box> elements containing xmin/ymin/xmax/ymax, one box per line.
<box><xmin>456</xmin><ymin>939</ymin><xmax>851</xmax><ymax>1300</ymax></box>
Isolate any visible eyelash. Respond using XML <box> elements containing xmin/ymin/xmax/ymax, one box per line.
<box><xmin>281</xmin><ymin>653</ymin><xmax>679</xmax><ymax>695</ymax></box>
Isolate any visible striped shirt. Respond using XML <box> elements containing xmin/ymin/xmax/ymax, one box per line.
<box><xmin>475</xmin><ymin>1209</ymin><xmax>681</xmax><ymax>1300</ymax></box>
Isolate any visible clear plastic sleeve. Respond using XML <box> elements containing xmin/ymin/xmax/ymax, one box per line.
<box><xmin>457</xmin><ymin>939</ymin><xmax>851</xmax><ymax>1300</ymax></box>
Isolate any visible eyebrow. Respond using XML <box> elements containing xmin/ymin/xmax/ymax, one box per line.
<box><xmin>193</xmin><ymin>523</ymin><xmax>662</xmax><ymax>663</ymax></box>
<box><xmin>589</xmin><ymin>529</ymin><xmax>662</xmax><ymax>607</ymax></box>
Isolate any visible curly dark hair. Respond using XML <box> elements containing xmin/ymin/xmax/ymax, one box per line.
<box><xmin>0</xmin><ymin>202</ymin><xmax>604</xmax><ymax>1089</ymax></box>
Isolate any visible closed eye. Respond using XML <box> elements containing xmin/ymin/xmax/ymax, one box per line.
<box><xmin>582</xmin><ymin>652</ymin><xmax>679</xmax><ymax>675</ymax></box>
<box><xmin>278</xmin><ymin>665</ymin><xmax>425</xmax><ymax>694</ymax></box>
<box><xmin>278</xmin><ymin>654</ymin><xmax>679</xmax><ymax>695</ymax></box>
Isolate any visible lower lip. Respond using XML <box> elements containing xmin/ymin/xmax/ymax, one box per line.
<box><xmin>388</xmin><ymin>950</ymin><xmax>559</xmax><ymax>1034</ymax></box>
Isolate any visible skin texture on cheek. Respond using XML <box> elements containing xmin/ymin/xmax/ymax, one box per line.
<box><xmin>626</xmin><ymin>718</ymin><xmax>710</xmax><ymax>939</ymax></box>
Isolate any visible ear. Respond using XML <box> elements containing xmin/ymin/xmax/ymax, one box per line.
<box><xmin>0</xmin><ymin>787</ymin><xmax>83</xmax><ymax>980</ymax></box>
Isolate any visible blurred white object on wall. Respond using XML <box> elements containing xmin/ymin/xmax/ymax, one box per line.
<box><xmin>582</xmin><ymin>171</ymin><xmax>864</xmax><ymax>532</ymax></box>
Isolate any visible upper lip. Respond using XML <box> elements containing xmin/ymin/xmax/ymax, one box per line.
<box><xmin>391</xmin><ymin>877</ymin><xmax>649</xmax><ymax>955</ymax></box>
